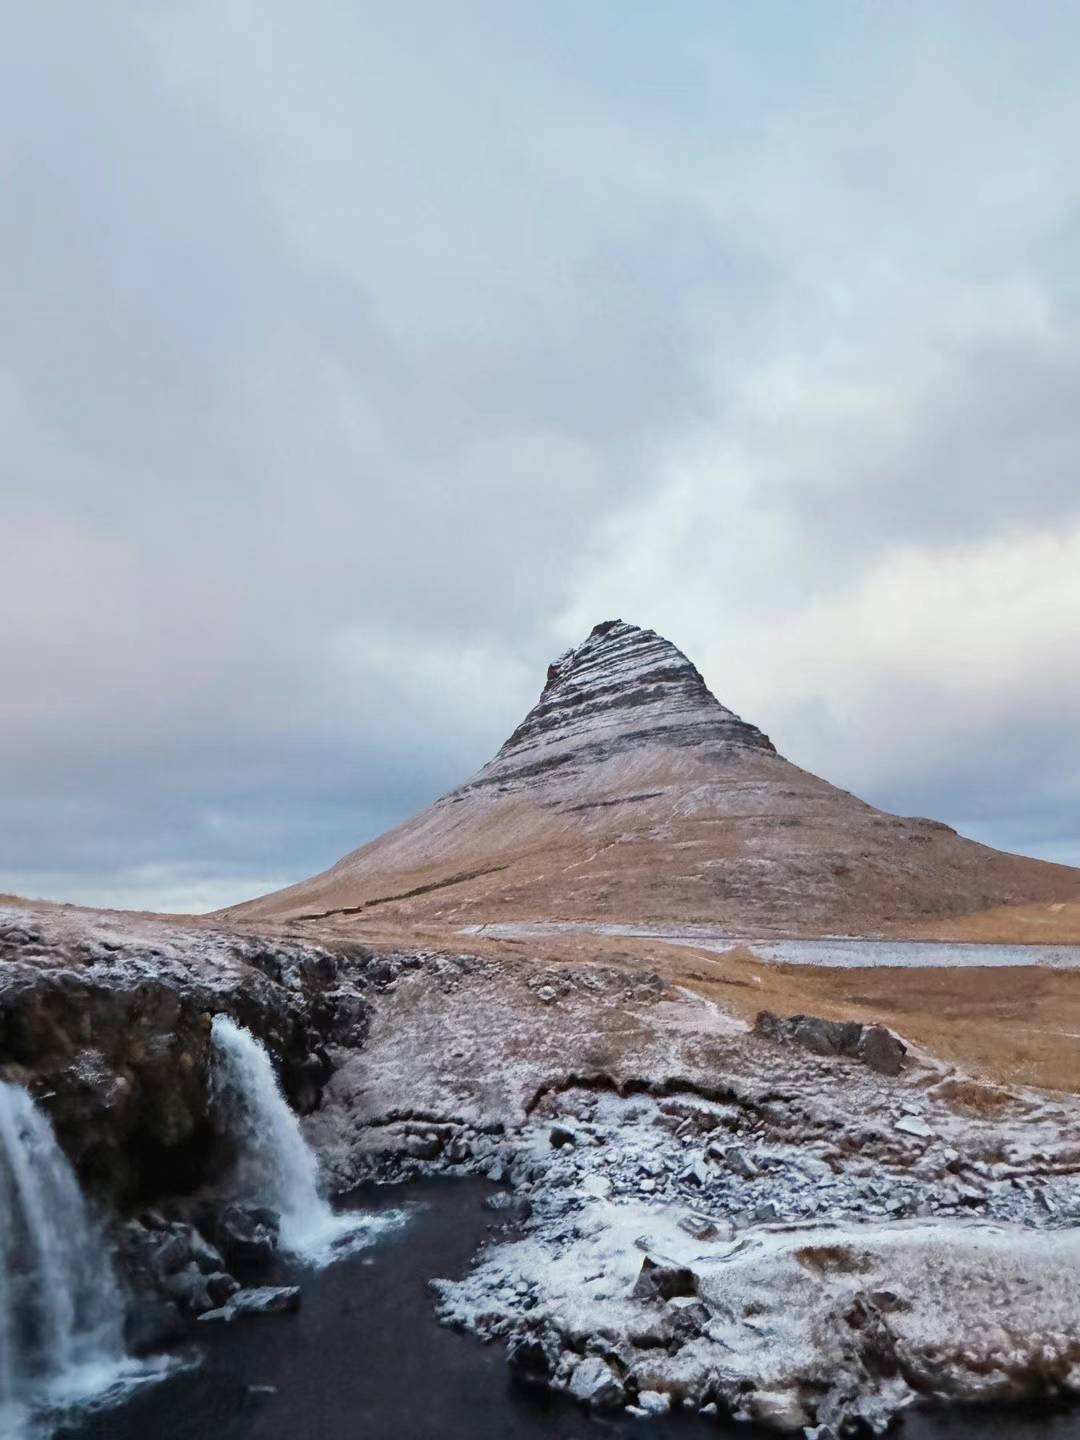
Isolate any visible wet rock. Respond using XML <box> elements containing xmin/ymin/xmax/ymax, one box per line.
<box><xmin>152</xmin><ymin>1231</ymin><xmax>194</xmax><ymax>1278</ymax></box>
<box><xmin>445</xmin><ymin>1135</ymin><xmax>473</xmax><ymax>1164</ymax></box>
<box><xmin>483</xmin><ymin>1191</ymin><xmax>517</xmax><ymax>1212</ymax></box>
<box><xmin>162</xmin><ymin>1261</ymin><xmax>214</xmax><ymax>1314</ymax></box>
<box><xmin>205</xmin><ymin>1271</ymin><xmax>242</xmax><ymax>1306</ymax></box>
<box><xmin>212</xmin><ymin>1203</ymin><xmax>280</xmax><ymax>1265</ymax></box>
<box><xmin>199</xmin><ymin>1285</ymin><xmax>301</xmax><ymax>1321</ymax></box>
<box><xmin>632</xmin><ymin>1257</ymin><xmax>698</xmax><ymax>1301</ymax></box>
<box><xmin>506</xmin><ymin>1319</ymin><xmax>563</xmax><ymax>1383</ymax></box>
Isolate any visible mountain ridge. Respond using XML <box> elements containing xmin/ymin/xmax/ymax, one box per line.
<box><xmin>223</xmin><ymin>620</ymin><xmax>1080</xmax><ymax>933</ymax></box>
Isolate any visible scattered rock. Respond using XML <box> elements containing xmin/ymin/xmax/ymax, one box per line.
<box><xmin>635</xmin><ymin>1389</ymin><xmax>671</xmax><ymax>1415</ymax></box>
<box><xmin>723</xmin><ymin>1146</ymin><xmax>760</xmax><ymax>1180</ymax></box>
<box><xmin>894</xmin><ymin>1115</ymin><xmax>933</xmax><ymax>1139</ymax></box>
<box><xmin>677</xmin><ymin>1213</ymin><xmax>729</xmax><ymax>1241</ymax></box>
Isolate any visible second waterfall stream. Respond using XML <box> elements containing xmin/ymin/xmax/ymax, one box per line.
<box><xmin>210</xmin><ymin>1014</ymin><xmax>394</xmax><ymax>1266</ymax></box>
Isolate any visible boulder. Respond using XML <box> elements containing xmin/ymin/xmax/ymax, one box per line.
<box><xmin>199</xmin><ymin>1285</ymin><xmax>301</xmax><ymax>1322</ymax></box>
<box><xmin>677</xmin><ymin>1213</ymin><xmax>730</xmax><ymax>1242</ymax></box>
<box><xmin>749</xmin><ymin>1388</ymin><xmax>811</xmax><ymax>1429</ymax></box>
<box><xmin>162</xmin><ymin>1261</ymin><xmax>214</xmax><ymax>1314</ymax></box>
<box><xmin>506</xmin><ymin>1319</ymin><xmax>563</xmax><ymax>1384</ymax></box>
<box><xmin>212</xmin><ymin>1203</ymin><xmax>280</xmax><ymax>1265</ymax></box>
<box><xmin>632</xmin><ymin>1257</ymin><xmax>698</xmax><ymax>1302</ymax></box>
<box><xmin>568</xmin><ymin>1356</ymin><xmax>626</xmax><ymax>1410</ymax></box>
<box><xmin>635</xmin><ymin>1390</ymin><xmax>671</xmax><ymax>1415</ymax></box>
<box><xmin>858</xmin><ymin>1025</ymin><xmax>907</xmax><ymax>1077</ymax></box>
<box><xmin>792</xmin><ymin>1016</ymin><xmax>863</xmax><ymax>1057</ymax></box>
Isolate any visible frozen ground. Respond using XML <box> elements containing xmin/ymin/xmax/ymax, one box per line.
<box><xmin>431</xmin><ymin>1084</ymin><xmax>1080</xmax><ymax>1432</ymax></box>
<box><xmin>299</xmin><ymin>943</ymin><xmax>1080</xmax><ymax>1432</ymax></box>
<box><xmin>461</xmin><ymin>921</ymin><xmax>1080</xmax><ymax>969</ymax></box>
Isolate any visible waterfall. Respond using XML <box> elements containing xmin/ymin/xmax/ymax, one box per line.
<box><xmin>210</xmin><ymin>1015</ymin><xmax>389</xmax><ymax>1266</ymax></box>
<box><xmin>0</xmin><ymin>1082</ymin><xmax>133</xmax><ymax>1437</ymax></box>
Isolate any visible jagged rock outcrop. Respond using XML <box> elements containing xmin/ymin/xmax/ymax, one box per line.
<box><xmin>754</xmin><ymin>1010</ymin><xmax>908</xmax><ymax>1076</ymax></box>
<box><xmin>226</xmin><ymin>619</ymin><xmax>1080</xmax><ymax>934</ymax></box>
<box><xmin>0</xmin><ymin>903</ymin><xmax>371</xmax><ymax>1201</ymax></box>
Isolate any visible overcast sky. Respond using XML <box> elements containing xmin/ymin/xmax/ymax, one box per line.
<box><xmin>3</xmin><ymin>3</ymin><xmax>1079</xmax><ymax>913</ymax></box>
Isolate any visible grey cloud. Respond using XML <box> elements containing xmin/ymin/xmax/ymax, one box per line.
<box><xmin>2</xmin><ymin>3</ymin><xmax>1079</xmax><ymax>906</ymax></box>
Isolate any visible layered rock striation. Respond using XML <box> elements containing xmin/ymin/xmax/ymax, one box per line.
<box><xmin>473</xmin><ymin>619</ymin><xmax>774</xmax><ymax>793</ymax></box>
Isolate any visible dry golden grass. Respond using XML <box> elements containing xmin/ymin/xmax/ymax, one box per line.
<box><xmin>892</xmin><ymin>899</ymin><xmax>1080</xmax><ymax>944</ymax></box>
<box><xmin>658</xmin><ymin>944</ymin><xmax>1080</xmax><ymax>1093</ymax></box>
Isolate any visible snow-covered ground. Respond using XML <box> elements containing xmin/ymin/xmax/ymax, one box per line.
<box><xmin>462</xmin><ymin>921</ymin><xmax>1080</xmax><ymax>969</ymax></box>
<box><xmin>431</xmin><ymin>1084</ymin><xmax>1080</xmax><ymax>1432</ymax></box>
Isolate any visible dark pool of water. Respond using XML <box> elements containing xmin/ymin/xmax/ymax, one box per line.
<box><xmin>63</xmin><ymin>1179</ymin><xmax>1080</xmax><ymax>1440</ymax></box>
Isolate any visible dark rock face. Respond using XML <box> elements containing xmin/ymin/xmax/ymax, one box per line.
<box><xmin>464</xmin><ymin>619</ymin><xmax>774</xmax><ymax>795</ymax></box>
<box><xmin>631</xmin><ymin>1257</ymin><xmax>699</xmax><ymax>1301</ymax></box>
<box><xmin>754</xmin><ymin>1010</ymin><xmax>907</xmax><ymax>1076</ymax></box>
<box><xmin>0</xmin><ymin>908</ymin><xmax>374</xmax><ymax>1203</ymax></box>
<box><xmin>858</xmin><ymin>1025</ymin><xmax>908</xmax><ymax>1078</ymax></box>
<box><xmin>506</xmin><ymin>1319</ymin><xmax>564</xmax><ymax>1384</ymax></box>
<box><xmin>209</xmin><ymin>1203</ymin><xmax>281</xmax><ymax>1265</ymax></box>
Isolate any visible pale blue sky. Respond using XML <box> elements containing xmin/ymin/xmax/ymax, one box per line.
<box><xmin>3</xmin><ymin>3</ymin><xmax>1079</xmax><ymax>909</ymax></box>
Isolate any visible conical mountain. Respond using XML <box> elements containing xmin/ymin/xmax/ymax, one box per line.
<box><xmin>226</xmin><ymin>621</ymin><xmax>1080</xmax><ymax>933</ymax></box>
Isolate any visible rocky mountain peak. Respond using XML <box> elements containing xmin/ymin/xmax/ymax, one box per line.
<box><xmin>466</xmin><ymin>620</ymin><xmax>774</xmax><ymax>793</ymax></box>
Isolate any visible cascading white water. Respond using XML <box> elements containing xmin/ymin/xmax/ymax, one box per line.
<box><xmin>210</xmin><ymin>1015</ymin><xmax>389</xmax><ymax>1266</ymax></box>
<box><xmin>0</xmin><ymin>1081</ymin><xmax>131</xmax><ymax>1437</ymax></box>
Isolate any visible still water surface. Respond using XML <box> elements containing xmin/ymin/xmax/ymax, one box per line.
<box><xmin>64</xmin><ymin>1179</ymin><xmax>1080</xmax><ymax>1440</ymax></box>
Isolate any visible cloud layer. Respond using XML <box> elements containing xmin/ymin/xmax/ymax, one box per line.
<box><xmin>3</xmin><ymin>3</ymin><xmax>1079</xmax><ymax>909</ymax></box>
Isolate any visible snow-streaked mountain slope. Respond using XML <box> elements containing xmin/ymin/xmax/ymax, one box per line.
<box><xmin>224</xmin><ymin>620</ymin><xmax>1080</xmax><ymax>933</ymax></box>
